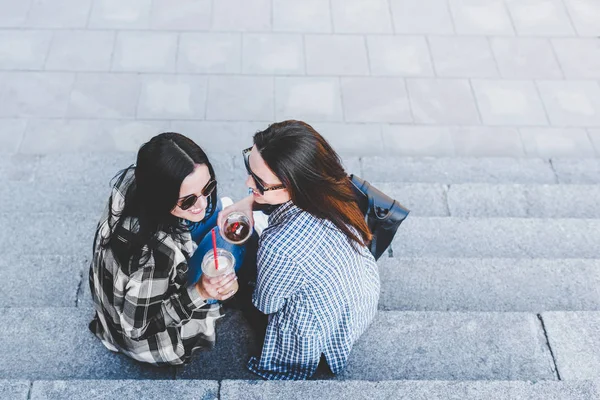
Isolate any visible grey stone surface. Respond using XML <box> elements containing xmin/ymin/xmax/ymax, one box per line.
<box><xmin>563</xmin><ymin>0</ymin><xmax>600</xmax><ymax>36</ymax></box>
<box><xmin>536</xmin><ymin>80</ymin><xmax>600</xmax><ymax>127</ymax></box>
<box><xmin>211</xmin><ymin>0</ymin><xmax>271</xmax><ymax>32</ymax></box>
<box><xmin>389</xmin><ymin>0</ymin><xmax>454</xmax><ymax>34</ymax></box>
<box><xmin>275</xmin><ymin>77</ymin><xmax>343</xmax><ymax>122</ymax></box>
<box><xmin>311</xmin><ymin>122</ymin><xmax>385</xmax><ymax>156</ymax></box>
<box><xmin>543</xmin><ymin>312</ymin><xmax>600</xmax><ymax>380</ymax></box>
<box><xmin>490</xmin><ymin>38</ymin><xmax>564</xmax><ymax>79</ymax></box>
<box><xmin>341</xmin><ymin>78</ymin><xmax>412</xmax><ymax>123</ymax></box>
<box><xmin>0</xmin><ymin>154</ymin><xmax>38</xmax><ymax>182</ymax></box>
<box><xmin>137</xmin><ymin>75</ymin><xmax>207</xmax><ymax>120</ymax></box>
<box><xmin>553</xmin><ymin>39</ymin><xmax>600</xmax><ymax>79</ymax></box>
<box><xmin>448</xmin><ymin>0</ymin><xmax>515</xmax><ymax>35</ymax></box>
<box><xmin>0</xmin><ymin>72</ymin><xmax>75</xmax><ymax>118</ymax></box>
<box><xmin>0</xmin><ymin>255</ymin><xmax>87</xmax><ymax>307</ymax></box>
<box><xmin>406</xmin><ymin>79</ymin><xmax>480</xmax><ymax>125</ymax></box>
<box><xmin>331</xmin><ymin>0</ymin><xmax>393</xmax><ymax>34</ymax></box>
<box><xmin>520</xmin><ymin>128</ymin><xmax>596</xmax><ymax>157</ymax></box>
<box><xmin>0</xmin><ymin>308</ymin><xmax>173</xmax><ymax>379</ymax></box>
<box><xmin>177</xmin><ymin>33</ymin><xmax>242</xmax><ymax>74</ymax></box>
<box><xmin>590</xmin><ymin>128</ymin><xmax>600</xmax><ymax>156</ymax></box>
<box><xmin>242</xmin><ymin>34</ymin><xmax>305</xmax><ymax>75</ymax></box>
<box><xmin>150</xmin><ymin>0</ymin><xmax>211</xmax><ymax>30</ymax></box>
<box><xmin>391</xmin><ymin>217</ymin><xmax>600</xmax><ymax>258</ymax></box>
<box><xmin>221</xmin><ymin>380</ymin><xmax>600</xmax><ymax>400</ymax></box>
<box><xmin>366</xmin><ymin>35</ymin><xmax>434</xmax><ymax>77</ymax></box>
<box><xmin>0</xmin><ymin>30</ymin><xmax>52</xmax><ymax>70</ymax></box>
<box><xmin>380</xmin><ymin>125</ymin><xmax>454</xmax><ymax>156</ymax></box>
<box><xmin>0</xmin><ymin>119</ymin><xmax>27</xmax><ymax>153</ymax></box>
<box><xmin>21</xmin><ymin>119</ymin><xmax>112</xmax><ymax>153</ymax></box>
<box><xmin>170</xmin><ymin>121</ymin><xmax>247</xmax><ymax>154</ymax></box>
<box><xmin>369</xmin><ymin>182</ymin><xmax>449</xmax><ymax>216</ymax></box>
<box><xmin>361</xmin><ymin>157</ymin><xmax>556</xmax><ymax>184</ymax></box>
<box><xmin>112</xmin><ymin>32</ymin><xmax>177</xmax><ymax>73</ymax></box>
<box><xmin>451</xmin><ymin>126</ymin><xmax>525</xmax><ymax>157</ymax></box>
<box><xmin>305</xmin><ymin>35</ymin><xmax>369</xmax><ymax>76</ymax></box>
<box><xmin>88</xmin><ymin>0</ymin><xmax>152</xmax><ymax>29</ymax></box>
<box><xmin>471</xmin><ymin>80</ymin><xmax>548</xmax><ymax>126</ymax></box>
<box><xmin>207</xmin><ymin>76</ymin><xmax>274</xmax><ymax>121</ymax></box>
<box><xmin>504</xmin><ymin>0</ymin><xmax>575</xmax><ymax>36</ymax></box>
<box><xmin>45</xmin><ymin>31</ymin><xmax>115</xmax><ymax>72</ymax></box>
<box><xmin>30</xmin><ymin>380</ymin><xmax>218</xmax><ymax>400</ymax></box>
<box><xmin>272</xmin><ymin>0</ymin><xmax>332</xmax><ymax>33</ymax></box>
<box><xmin>428</xmin><ymin>36</ymin><xmax>498</xmax><ymax>78</ymax></box>
<box><xmin>0</xmin><ymin>380</ymin><xmax>29</xmax><ymax>400</ymax></box>
<box><xmin>553</xmin><ymin>158</ymin><xmax>600</xmax><ymax>184</ymax></box>
<box><xmin>379</xmin><ymin>258</ymin><xmax>600</xmax><ymax>312</ymax></box>
<box><xmin>340</xmin><ymin>311</ymin><xmax>556</xmax><ymax>380</ymax></box>
<box><xmin>0</xmin><ymin>0</ymin><xmax>31</xmax><ymax>27</ymax></box>
<box><xmin>25</xmin><ymin>0</ymin><xmax>91</xmax><ymax>28</ymax></box>
<box><xmin>101</xmin><ymin>119</ymin><xmax>171</xmax><ymax>152</ymax></box>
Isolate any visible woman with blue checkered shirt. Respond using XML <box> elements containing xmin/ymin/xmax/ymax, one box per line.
<box><xmin>220</xmin><ymin>120</ymin><xmax>381</xmax><ymax>380</ymax></box>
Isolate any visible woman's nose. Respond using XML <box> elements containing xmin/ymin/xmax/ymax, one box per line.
<box><xmin>195</xmin><ymin>194</ymin><xmax>208</xmax><ymax>209</ymax></box>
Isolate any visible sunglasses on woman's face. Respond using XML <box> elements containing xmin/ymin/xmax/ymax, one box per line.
<box><xmin>242</xmin><ymin>147</ymin><xmax>285</xmax><ymax>195</ymax></box>
<box><xmin>177</xmin><ymin>179</ymin><xmax>217</xmax><ymax>210</ymax></box>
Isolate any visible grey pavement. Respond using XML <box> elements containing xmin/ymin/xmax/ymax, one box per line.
<box><xmin>1</xmin><ymin>0</ymin><xmax>600</xmax><ymax>398</ymax></box>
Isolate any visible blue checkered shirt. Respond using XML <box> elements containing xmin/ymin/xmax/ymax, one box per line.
<box><xmin>247</xmin><ymin>201</ymin><xmax>380</xmax><ymax>380</ymax></box>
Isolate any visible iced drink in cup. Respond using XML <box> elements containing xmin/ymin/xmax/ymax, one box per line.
<box><xmin>201</xmin><ymin>248</ymin><xmax>239</xmax><ymax>295</ymax></box>
<box><xmin>220</xmin><ymin>211</ymin><xmax>253</xmax><ymax>244</ymax></box>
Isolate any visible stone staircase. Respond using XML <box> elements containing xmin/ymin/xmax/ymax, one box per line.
<box><xmin>1</xmin><ymin>153</ymin><xmax>599</xmax><ymax>399</ymax></box>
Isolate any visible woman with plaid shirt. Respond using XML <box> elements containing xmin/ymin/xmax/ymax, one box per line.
<box><xmin>220</xmin><ymin>121</ymin><xmax>380</xmax><ymax>380</ymax></box>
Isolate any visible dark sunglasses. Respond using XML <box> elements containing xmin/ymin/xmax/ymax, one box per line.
<box><xmin>242</xmin><ymin>147</ymin><xmax>285</xmax><ymax>195</ymax></box>
<box><xmin>177</xmin><ymin>179</ymin><xmax>217</xmax><ymax>210</ymax></box>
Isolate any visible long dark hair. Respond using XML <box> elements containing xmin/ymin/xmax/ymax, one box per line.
<box><xmin>101</xmin><ymin>132</ymin><xmax>217</xmax><ymax>266</ymax></box>
<box><xmin>254</xmin><ymin>120</ymin><xmax>371</xmax><ymax>248</ymax></box>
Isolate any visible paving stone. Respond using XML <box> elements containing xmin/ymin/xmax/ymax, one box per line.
<box><xmin>381</xmin><ymin>125</ymin><xmax>454</xmax><ymax>156</ymax></box>
<box><xmin>589</xmin><ymin>129</ymin><xmax>600</xmax><ymax>156</ymax></box>
<box><xmin>20</xmin><ymin>119</ymin><xmax>113</xmax><ymax>153</ymax></box>
<box><xmin>537</xmin><ymin>80</ymin><xmax>600</xmax><ymax>127</ymax></box>
<box><xmin>0</xmin><ymin>154</ymin><xmax>39</xmax><ymax>182</ymax></box>
<box><xmin>392</xmin><ymin>217</ymin><xmax>600</xmax><ymax>258</ymax></box>
<box><xmin>380</xmin><ymin>258</ymin><xmax>600</xmax><ymax>312</ymax></box>
<box><xmin>543</xmin><ymin>312</ymin><xmax>600</xmax><ymax>379</ymax></box>
<box><xmin>428</xmin><ymin>37</ymin><xmax>498</xmax><ymax>78</ymax></box>
<box><xmin>67</xmin><ymin>73</ymin><xmax>140</xmax><ymax>119</ymax></box>
<box><xmin>0</xmin><ymin>119</ymin><xmax>27</xmax><ymax>154</ymax></box>
<box><xmin>389</xmin><ymin>0</ymin><xmax>454</xmax><ymax>34</ymax></box>
<box><xmin>112</xmin><ymin>32</ymin><xmax>177</xmax><ymax>73</ymax></box>
<box><xmin>520</xmin><ymin>127</ymin><xmax>596</xmax><ymax>157</ymax></box>
<box><xmin>26</xmin><ymin>0</ymin><xmax>91</xmax><ymax>28</ymax></box>
<box><xmin>0</xmin><ymin>255</ymin><xmax>87</xmax><ymax>307</ymax></box>
<box><xmin>207</xmin><ymin>76</ymin><xmax>274</xmax><ymax>121</ymax></box>
<box><xmin>450</xmin><ymin>126</ymin><xmax>525</xmax><ymax>157</ymax></box>
<box><xmin>137</xmin><ymin>74</ymin><xmax>207</xmax><ymax>120</ymax></box>
<box><xmin>341</xmin><ymin>78</ymin><xmax>411</xmax><ymax>123</ymax></box>
<box><xmin>169</xmin><ymin>121</ymin><xmax>244</xmax><ymax>155</ymax></box>
<box><xmin>491</xmin><ymin>38</ymin><xmax>563</xmax><ymax>79</ymax></box>
<box><xmin>0</xmin><ymin>308</ymin><xmax>173</xmax><ymax>379</ymax></box>
<box><xmin>369</xmin><ymin>182</ymin><xmax>448</xmax><ymax>216</ymax></box>
<box><xmin>553</xmin><ymin>158</ymin><xmax>600</xmax><ymax>184</ymax></box>
<box><xmin>272</xmin><ymin>0</ymin><xmax>332</xmax><ymax>33</ymax></box>
<box><xmin>340</xmin><ymin>311</ymin><xmax>555</xmax><ymax>380</ymax></box>
<box><xmin>0</xmin><ymin>72</ymin><xmax>75</xmax><ymax>118</ymax></box>
<box><xmin>340</xmin><ymin>156</ymin><xmax>362</xmax><ymax>176</ymax></box>
<box><xmin>331</xmin><ymin>0</ymin><xmax>393</xmax><ymax>33</ymax></box>
<box><xmin>221</xmin><ymin>380</ymin><xmax>600</xmax><ymax>400</ymax></box>
<box><xmin>275</xmin><ymin>77</ymin><xmax>343</xmax><ymax>122</ymax></box>
<box><xmin>242</xmin><ymin>34</ymin><xmax>305</xmax><ymax>75</ymax></box>
<box><xmin>362</xmin><ymin>157</ymin><xmax>556</xmax><ymax>183</ymax></box>
<box><xmin>305</xmin><ymin>35</ymin><xmax>369</xmax><ymax>76</ymax></box>
<box><xmin>31</xmin><ymin>380</ymin><xmax>218</xmax><ymax>400</ymax></box>
<box><xmin>88</xmin><ymin>0</ymin><xmax>152</xmax><ymax>29</ymax></box>
<box><xmin>406</xmin><ymin>79</ymin><xmax>480</xmax><ymax>125</ymax></box>
<box><xmin>309</xmin><ymin>122</ymin><xmax>384</xmax><ymax>156</ymax></box>
<box><xmin>150</xmin><ymin>0</ymin><xmax>211</xmax><ymax>30</ymax></box>
<box><xmin>0</xmin><ymin>380</ymin><xmax>29</xmax><ymax>400</ymax></box>
<box><xmin>0</xmin><ymin>30</ymin><xmax>52</xmax><ymax>70</ymax></box>
<box><xmin>211</xmin><ymin>0</ymin><xmax>271</xmax><ymax>32</ymax></box>
<box><xmin>448</xmin><ymin>0</ymin><xmax>515</xmax><ymax>35</ymax></box>
<box><xmin>472</xmin><ymin>80</ymin><xmax>548</xmax><ymax>126</ymax></box>
<box><xmin>101</xmin><ymin>120</ymin><xmax>171</xmax><ymax>152</ymax></box>
<box><xmin>563</xmin><ymin>0</ymin><xmax>600</xmax><ymax>36</ymax></box>
<box><xmin>504</xmin><ymin>0</ymin><xmax>575</xmax><ymax>36</ymax></box>
<box><xmin>366</xmin><ymin>36</ymin><xmax>434</xmax><ymax>77</ymax></box>
<box><xmin>177</xmin><ymin>33</ymin><xmax>241</xmax><ymax>74</ymax></box>
<box><xmin>552</xmin><ymin>39</ymin><xmax>600</xmax><ymax>79</ymax></box>
<box><xmin>0</xmin><ymin>0</ymin><xmax>31</xmax><ymax>27</ymax></box>
<box><xmin>45</xmin><ymin>31</ymin><xmax>115</xmax><ymax>72</ymax></box>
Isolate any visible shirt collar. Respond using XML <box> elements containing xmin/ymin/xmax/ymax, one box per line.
<box><xmin>268</xmin><ymin>200</ymin><xmax>300</xmax><ymax>225</ymax></box>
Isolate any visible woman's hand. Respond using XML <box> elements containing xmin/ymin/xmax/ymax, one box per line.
<box><xmin>217</xmin><ymin>194</ymin><xmax>254</xmax><ymax>229</ymax></box>
<box><xmin>196</xmin><ymin>273</ymin><xmax>238</xmax><ymax>302</ymax></box>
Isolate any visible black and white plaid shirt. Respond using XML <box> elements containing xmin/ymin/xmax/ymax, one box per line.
<box><xmin>88</xmin><ymin>169</ymin><xmax>223</xmax><ymax>366</ymax></box>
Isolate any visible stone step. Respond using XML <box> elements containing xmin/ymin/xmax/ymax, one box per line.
<box><xmin>391</xmin><ymin>217</ymin><xmax>600</xmax><ymax>259</ymax></box>
<box><xmin>0</xmin><ymin>308</ymin><xmax>557</xmax><ymax>381</ymax></box>
<box><xmin>379</xmin><ymin>258</ymin><xmax>600</xmax><ymax>312</ymax></box>
<box><xmin>0</xmin><ymin>379</ymin><xmax>594</xmax><ymax>400</ymax></box>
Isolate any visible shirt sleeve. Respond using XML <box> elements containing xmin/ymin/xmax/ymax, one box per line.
<box><xmin>119</xmin><ymin>252</ymin><xmax>207</xmax><ymax>341</ymax></box>
<box><xmin>253</xmin><ymin>246</ymin><xmax>304</xmax><ymax>314</ymax></box>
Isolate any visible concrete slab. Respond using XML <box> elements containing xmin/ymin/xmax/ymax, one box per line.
<box><xmin>553</xmin><ymin>158</ymin><xmax>600</xmax><ymax>184</ymax></box>
<box><xmin>45</xmin><ymin>31</ymin><xmax>115</xmax><ymax>72</ymax></box>
<box><xmin>0</xmin><ymin>119</ymin><xmax>27</xmax><ymax>154</ymax></box>
<box><xmin>0</xmin><ymin>154</ymin><xmax>38</xmax><ymax>182</ymax></box>
<box><xmin>272</xmin><ymin>0</ymin><xmax>332</xmax><ymax>33</ymax></box>
<box><xmin>0</xmin><ymin>380</ymin><xmax>29</xmax><ymax>400</ymax></box>
<box><xmin>370</xmin><ymin>182</ymin><xmax>449</xmax><ymax>216</ymax></box>
<box><xmin>177</xmin><ymin>33</ymin><xmax>242</xmax><ymax>74</ymax></box>
<box><xmin>366</xmin><ymin>35</ymin><xmax>434</xmax><ymax>77</ymax></box>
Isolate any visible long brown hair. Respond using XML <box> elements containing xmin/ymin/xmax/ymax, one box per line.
<box><xmin>254</xmin><ymin>120</ymin><xmax>372</xmax><ymax>248</ymax></box>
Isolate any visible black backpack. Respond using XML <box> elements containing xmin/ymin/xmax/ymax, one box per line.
<box><xmin>350</xmin><ymin>175</ymin><xmax>410</xmax><ymax>261</ymax></box>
